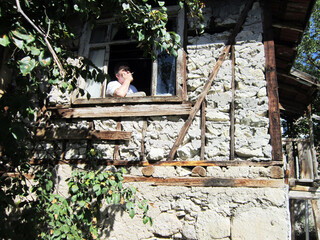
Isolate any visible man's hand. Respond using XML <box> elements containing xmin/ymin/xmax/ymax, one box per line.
<box><xmin>113</xmin><ymin>70</ymin><xmax>134</xmax><ymax>97</ymax></box>
<box><xmin>120</xmin><ymin>71</ymin><xmax>133</xmax><ymax>83</ymax></box>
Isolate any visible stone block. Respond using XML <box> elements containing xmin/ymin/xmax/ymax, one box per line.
<box><xmin>196</xmin><ymin>210</ymin><xmax>230</xmax><ymax>239</ymax></box>
<box><xmin>152</xmin><ymin>213</ymin><xmax>182</xmax><ymax>237</ymax></box>
<box><xmin>231</xmin><ymin>207</ymin><xmax>289</xmax><ymax>240</ymax></box>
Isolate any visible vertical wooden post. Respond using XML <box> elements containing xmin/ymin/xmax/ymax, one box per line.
<box><xmin>290</xmin><ymin>199</ymin><xmax>296</xmax><ymax>240</ymax></box>
<box><xmin>286</xmin><ymin>142</ymin><xmax>295</xmax><ymax>178</ymax></box>
<box><xmin>113</xmin><ymin>121</ymin><xmax>121</xmax><ymax>160</ymax></box>
<box><xmin>141</xmin><ymin>118</ymin><xmax>148</xmax><ymax>162</ymax></box>
<box><xmin>230</xmin><ymin>45</ymin><xmax>236</xmax><ymax>160</ymax></box>
<box><xmin>307</xmin><ymin>104</ymin><xmax>318</xmax><ymax>179</ymax></box>
<box><xmin>261</xmin><ymin>0</ymin><xmax>283</xmax><ymax>161</ymax></box>
<box><xmin>312</xmin><ymin>200</ymin><xmax>320</xmax><ymax>240</ymax></box>
<box><xmin>200</xmin><ymin>100</ymin><xmax>206</xmax><ymax>160</ymax></box>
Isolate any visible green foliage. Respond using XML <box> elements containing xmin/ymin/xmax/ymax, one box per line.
<box><xmin>295</xmin><ymin>0</ymin><xmax>320</xmax><ymax>78</ymax></box>
<box><xmin>0</xmin><ymin>0</ymin><xmax>203</xmax><ymax>238</ymax></box>
<box><xmin>30</xmin><ymin>165</ymin><xmax>151</xmax><ymax>240</ymax></box>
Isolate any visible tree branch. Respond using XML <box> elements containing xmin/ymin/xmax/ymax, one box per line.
<box><xmin>306</xmin><ymin>54</ymin><xmax>320</xmax><ymax>72</ymax></box>
<box><xmin>15</xmin><ymin>0</ymin><xmax>66</xmax><ymax>78</ymax></box>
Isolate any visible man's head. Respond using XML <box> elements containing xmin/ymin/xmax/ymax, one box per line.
<box><xmin>114</xmin><ymin>64</ymin><xmax>133</xmax><ymax>84</ymax></box>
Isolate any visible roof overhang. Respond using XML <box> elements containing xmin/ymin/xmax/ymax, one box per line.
<box><xmin>271</xmin><ymin>0</ymin><xmax>319</xmax><ymax>117</ymax></box>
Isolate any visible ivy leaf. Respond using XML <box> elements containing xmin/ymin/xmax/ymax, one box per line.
<box><xmin>71</xmin><ymin>184</ymin><xmax>79</xmax><ymax>193</ymax></box>
<box><xmin>112</xmin><ymin>193</ymin><xmax>120</xmax><ymax>204</ymax></box>
<box><xmin>129</xmin><ymin>208</ymin><xmax>135</xmax><ymax>219</ymax></box>
<box><xmin>46</xmin><ymin>180</ymin><xmax>53</xmax><ymax>191</ymax></box>
<box><xmin>158</xmin><ymin>1</ymin><xmax>165</xmax><ymax>6</ymax></box>
<box><xmin>0</xmin><ymin>35</ymin><xmax>10</xmax><ymax>47</ymax></box>
<box><xmin>19</xmin><ymin>56</ymin><xmax>36</xmax><ymax>76</ymax></box>
<box><xmin>11</xmin><ymin>29</ymin><xmax>35</xmax><ymax>43</ymax></box>
<box><xmin>143</xmin><ymin>215</ymin><xmax>148</xmax><ymax>224</ymax></box>
<box><xmin>30</xmin><ymin>47</ymin><xmax>41</xmax><ymax>56</ymax></box>
<box><xmin>12</xmin><ymin>37</ymin><xmax>24</xmax><ymax>49</ymax></box>
<box><xmin>39</xmin><ymin>51</ymin><xmax>52</xmax><ymax>67</ymax></box>
<box><xmin>53</xmin><ymin>67</ymin><xmax>60</xmax><ymax>77</ymax></box>
<box><xmin>93</xmin><ymin>184</ymin><xmax>101</xmax><ymax>193</ymax></box>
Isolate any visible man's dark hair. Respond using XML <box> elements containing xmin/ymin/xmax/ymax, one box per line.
<box><xmin>114</xmin><ymin>63</ymin><xmax>130</xmax><ymax>75</ymax></box>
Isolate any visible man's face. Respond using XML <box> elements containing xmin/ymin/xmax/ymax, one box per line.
<box><xmin>116</xmin><ymin>68</ymin><xmax>132</xmax><ymax>84</ymax></box>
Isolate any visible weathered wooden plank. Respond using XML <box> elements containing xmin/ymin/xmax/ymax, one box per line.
<box><xmin>285</xmin><ymin>142</ymin><xmax>296</xmax><ymax>178</ymax></box>
<box><xmin>283</xmin><ymin>138</ymin><xmax>310</xmax><ymax>143</ymax></box>
<box><xmin>167</xmin><ymin>0</ymin><xmax>255</xmax><ymax>161</ymax></box>
<box><xmin>298</xmin><ymin>141</ymin><xmax>314</xmax><ymax>179</ymax></box>
<box><xmin>261</xmin><ymin>0</ymin><xmax>283</xmax><ymax>161</ymax></box>
<box><xmin>289</xmin><ymin>191</ymin><xmax>320</xmax><ymax>200</ymax></box>
<box><xmin>308</xmin><ymin>104</ymin><xmax>319</xmax><ymax>180</ymax></box>
<box><xmin>113</xmin><ymin>121</ymin><xmax>122</xmax><ymax>160</ymax></box>
<box><xmin>272</xmin><ymin>21</ymin><xmax>304</xmax><ymax>32</ymax></box>
<box><xmin>141</xmin><ymin>119</ymin><xmax>148</xmax><ymax>162</ymax></box>
<box><xmin>230</xmin><ymin>45</ymin><xmax>235</xmax><ymax>160</ymax></box>
<box><xmin>290</xmin><ymin>185</ymin><xmax>319</xmax><ymax>192</ymax></box>
<box><xmin>29</xmin><ymin>159</ymin><xmax>283</xmax><ymax>167</ymax></box>
<box><xmin>35</xmin><ymin>128</ymin><xmax>132</xmax><ymax>140</ymax></box>
<box><xmin>200</xmin><ymin>101</ymin><xmax>206</xmax><ymax>160</ymax></box>
<box><xmin>71</xmin><ymin>95</ymin><xmax>184</xmax><ymax>105</ymax></box>
<box><xmin>312</xmin><ymin>200</ymin><xmax>320</xmax><ymax>240</ymax></box>
<box><xmin>123</xmin><ymin>176</ymin><xmax>284</xmax><ymax>188</ymax></box>
<box><xmin>290</xmin><ymin>199</ymin><xmax>296</xmax><ymax>240</ymax></box>
<box><xmin>54</xmin><ymin>103</ymin><xmax>191</xmax><ymax>118</ymax></box>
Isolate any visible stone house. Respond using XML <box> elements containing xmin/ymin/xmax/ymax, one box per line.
<box><xmin>24</xmin><ymin>0</ymin><xmax>320</xmax><ymax>239</ymax></box>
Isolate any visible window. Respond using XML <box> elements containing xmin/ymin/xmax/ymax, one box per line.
<box><xmin>73</xmin><ymin>5</ymin><xmax>186</xmax><ymax>104</ymax></box>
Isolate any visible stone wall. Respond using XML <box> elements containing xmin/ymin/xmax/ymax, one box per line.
<box><xmin>101</xmin><ymin>184</ymin><xmax>290</xmax><ymax>240</ymax></box>
<box><xmin>54</xmin><ymin>164</ymin><xmax>290</xmax><ymax>240</ymax></box>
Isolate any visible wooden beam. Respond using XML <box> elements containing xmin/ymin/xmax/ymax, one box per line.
<box><xmin>290</xmin><ymin>199</ymin><xmax>296</xmax><ymax>240</ymax></box>
<box><xmin>230</xmin><ymin>45</ymin><xmax>235</xmax><ymax>160</ymax></box>
<box><xmin>272</xmin><ymin>21</ymin><xmax>304</xmax><ymax>33</ymax></box>
<box><xmin>278</xmin><ymin>70</ymin><xmax>320</xmax><ymax>88</ymax></box>
<box><xmin>29</xmin><ymin>158</ymin><xmax>283</xmax><ymax>167</ymax></box>
<box><xmin>200</xmin><ymin>101</ymin><xmax>206</xmax><ymax>160</ymax></box>
<box><xmin>54</xmin><ymin>103</ymin><xmax>192</xmax><ymax>118</ymax></box>
<box><xmin>35</xmin><ymin>128</ymin><xmax>132</xmax><ymax>140</ymax></box>
<box><xmin>113</xmin><ymin>121</ymin><xmax>122</xmax><ymax>160</ymax></box>
<box><xmin>289</xmin><ymin>190</ymin><xmax>320</xmax><ymax>200</ymax></box>
<box><xmin>123</xmin><ymin>176</ymin><xmax>284</xmax><ymax>188</ymax></box>
<box><xmin>262</xmin><ymin>0</ymin><xmax>283</xmax><ymax>161</ymax></box>
<box><xmin>71</xmin><ymin>95</ymin><xmax>184</xmax><ymax>105</ymax></box>
<box><xmin>141</xmin><ymin>119</ymin><xmax>147</xmax><ymax>162</ymax></box>
<box><xmin>308</xmin><ymin>104</ymin><xmax>319</xmax><ymax>180</ymax></box>
<box><xmin>167</xmin><ymin>0</ymin><xmax>255</xmax><ymax>161</ymax></box>
<box><xmin>0</xmin><ymin>172</ymin><xmax>284</xmax><ymax>188</ymax></box>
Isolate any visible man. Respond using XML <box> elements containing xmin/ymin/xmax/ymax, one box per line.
<box><xmin>106</xmin><ymin>64</ymin><xmax>138</xmax><ymax>97</ymax></box>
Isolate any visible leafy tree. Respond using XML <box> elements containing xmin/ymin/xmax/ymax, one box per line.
<box><xmin>0</xmin><ymin>0</ymin><xmax>203</xmax><ymax>239</ymax></box>
<box><xmin>288</xmin><ymin>0</ymin><xmax>320</xmax><ymax>149</ymax></box>
<box><xmin>295</xmin><ymin>0</ymin><xmax>320</xmax><ymax>78</ymax></box>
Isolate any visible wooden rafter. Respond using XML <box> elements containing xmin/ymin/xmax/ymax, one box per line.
<box><xmin>167</xmin><ymin>0</ymin><xmax>255</xmax><ymax>161</ymax></box>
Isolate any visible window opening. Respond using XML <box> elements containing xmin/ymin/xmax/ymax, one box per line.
<box><xmin>108</xmin><ymin>43</ymin><xmax>152</xmax><ymax>96</ymax></box>
<box><xmin>76</xmin><ymin>5</ymin><xmax>185</xmax><ymax>102</ymax></box>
